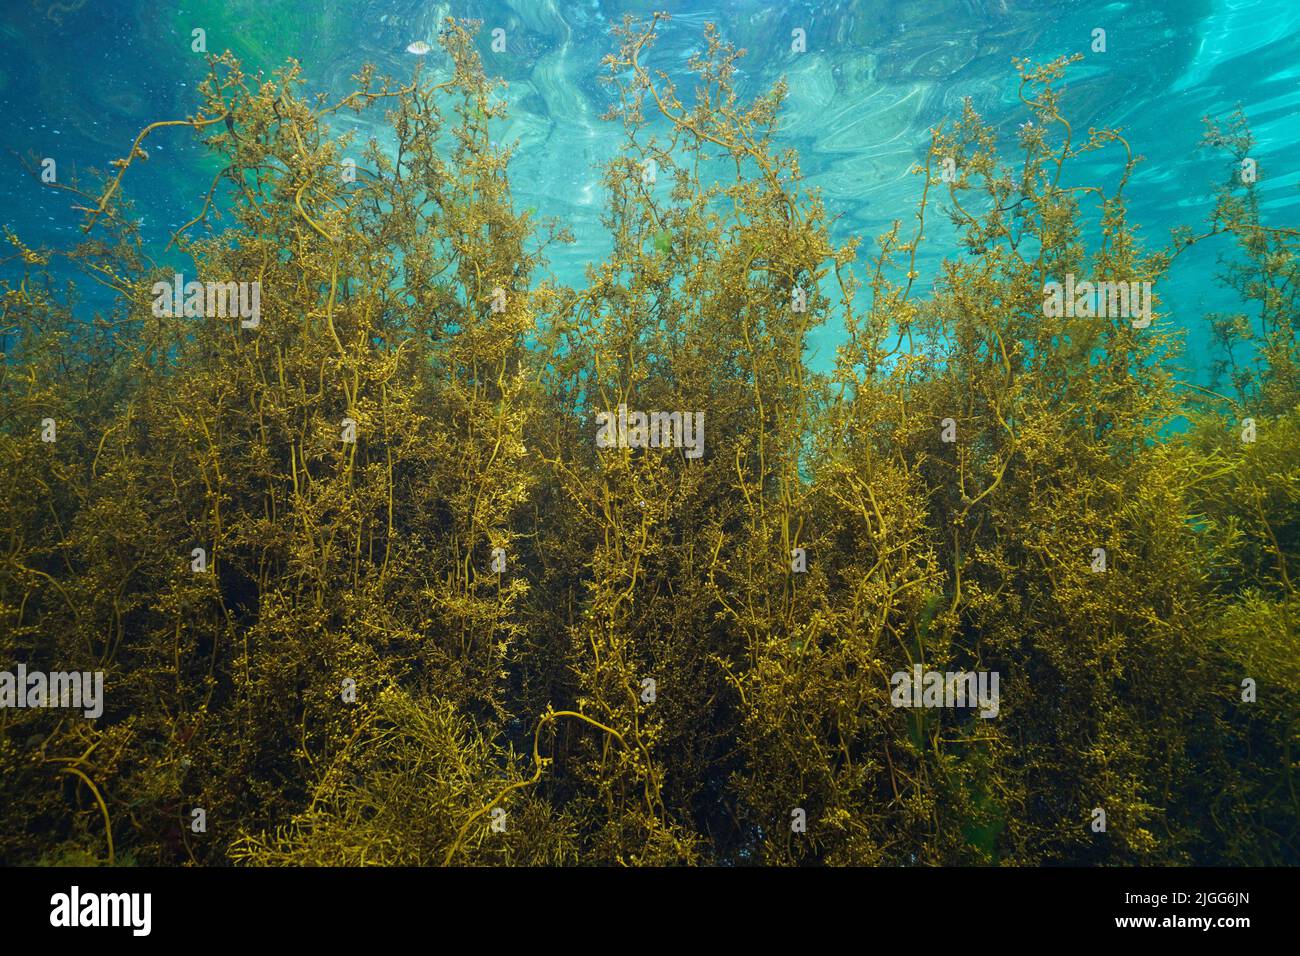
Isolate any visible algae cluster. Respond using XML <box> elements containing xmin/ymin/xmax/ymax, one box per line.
<box><xmin>1</xmin><ymin>17</ymin><xmax>1297</xmax><ymax>866</ymax></box>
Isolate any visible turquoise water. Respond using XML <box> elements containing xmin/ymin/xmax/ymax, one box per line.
<box><xmin>3</xmin><ymin>0</ymin><xmax>1299</xmax><ymax>374</ymax></box>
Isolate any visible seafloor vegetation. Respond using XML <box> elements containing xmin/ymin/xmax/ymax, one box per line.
<box><xmin>1</xmin><ymin>17</ymin><xmax>1297</xmax><ymax>866</ymax></box>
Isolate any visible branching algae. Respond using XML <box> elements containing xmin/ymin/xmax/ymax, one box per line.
<box><xmin>0</xmin><ymin>17</ymin><xmax>1296</xmax><ymax>867</ymax></box>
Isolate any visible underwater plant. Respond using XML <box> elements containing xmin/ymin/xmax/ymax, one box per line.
<box><xmin>0</xmin><ymin>15</ymin><xmax>1296</xmax><ymax>867</ymax></box>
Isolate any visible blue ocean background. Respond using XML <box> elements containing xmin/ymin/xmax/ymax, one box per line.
<box><xmin>2</xmin><ymin>0</ymin><xmax>1298</xmax><ymax>381</ymax></box>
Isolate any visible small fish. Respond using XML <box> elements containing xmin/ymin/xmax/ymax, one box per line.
<box><xmin>406</xmin><ymin>40</ymin><xmax>432</xmax><ymax>55</ymax></box>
